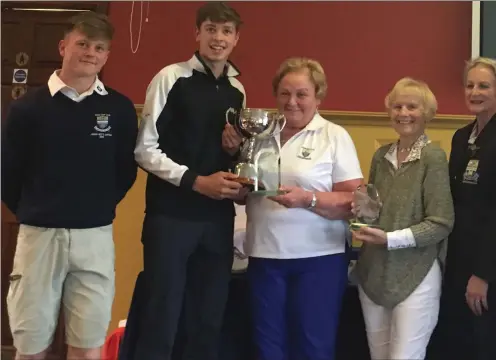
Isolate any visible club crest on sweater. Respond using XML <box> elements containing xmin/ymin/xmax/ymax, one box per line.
<box><xmin>91</xmin><ymin>113</ymin><xmax>112</xmax><ymax>138</ymax></box>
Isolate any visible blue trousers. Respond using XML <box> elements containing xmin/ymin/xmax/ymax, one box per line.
<box><xmin>247</xmin><ymin>253</ymin><xmax>348</xmax><ymax>360</ymax></box>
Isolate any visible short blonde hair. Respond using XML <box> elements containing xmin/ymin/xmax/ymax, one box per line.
<box><xmin>464</xmin><ymin>57</ymin><xmax>496</xmax><ymax>84</ymax></box>
<box><xmin>272</xmin><ymin>57</ymin><xmax>327</xmax><ymax>100</ymax></box>
<box><xmin>384</xmin><ymin>77</ymin><xmax>438</xmax><ymax>121</ymax></box>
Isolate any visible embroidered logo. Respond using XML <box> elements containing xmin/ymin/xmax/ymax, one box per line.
<box><xmin>91</xmin><ymin>114</ymin><xmax>112</xmax><ymax>138</ymax></box>
<box><xmin>297</xmin><ymin>146</ymin><xmax>314</xmax><ymax>160</ymax></box>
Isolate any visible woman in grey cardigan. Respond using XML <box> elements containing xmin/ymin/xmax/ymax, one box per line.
<box><xmin>352</xmin><ymin>78</ymin><xmax>455</xmax><ymax>360</ymax></box>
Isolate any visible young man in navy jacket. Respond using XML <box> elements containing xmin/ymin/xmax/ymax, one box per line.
<box><xmin>131</xmin><ymin>2</ymin><xmax>246</xmax><ymax>360</ymax></box>
<box><xmin>1</xmin><ymin>11</ymin><xmax>137</xmax><ymax>360</ymax></box>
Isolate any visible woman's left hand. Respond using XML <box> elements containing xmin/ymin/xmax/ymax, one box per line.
<box><xmin>268</xmin><ymin>186</ymin><xmax>311</xmax><ymax>208</ymax></box>
<box><xmin>352</xmin><ymin>226</ymin><xmax>387</xmax><ymax>245</ymax></box>
<box><xmin>465</xmin><ymin>275</ymin><xmax>489</xmax><ymax>316</ymax></box>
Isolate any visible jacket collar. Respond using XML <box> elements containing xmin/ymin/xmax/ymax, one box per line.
<box><xmin>188</xmin><ymin>51</ymin><xmax>241</xmax><ymax>78</ymax></box>
<box><xmin>468</xmin><ymin>113</ymin><xmax>496</xmax><ymax>144</ymax></box>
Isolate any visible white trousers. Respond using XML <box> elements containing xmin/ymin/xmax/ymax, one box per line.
<box><xmin>358</xmin><ymin>261</ymin><xmax>441</xmax><ymax>360</ymax></box>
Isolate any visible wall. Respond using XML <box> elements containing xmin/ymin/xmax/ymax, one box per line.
<box><xmin>104</xmin><ymin>1</ymin><xmax>474</xmax><ymax>333</ymax></box>
<box><xmin>105</xmin><ymin>1</ymin><xmax>472</xmax><ymax>114</ymax></box>
<box><xmin>482</xmin><ymin>1</ymin><xmax>496</xmax><ymax>58</ymax></box>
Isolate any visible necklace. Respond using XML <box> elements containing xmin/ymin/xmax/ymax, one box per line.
<box><xmin>398</xmin><ymin>147</ymin><xmax>411</xmax><ymax>153</ymax></box>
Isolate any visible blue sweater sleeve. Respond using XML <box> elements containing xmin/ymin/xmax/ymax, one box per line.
<box><xmin>1</xmin><ymin>100</ymin><xmax>32</xmax><ymax>214</ymax></box>
<box><xmin>115</xmin><ymin>97</ymin><xmax>138</xmax><ymax>204</ymax></box>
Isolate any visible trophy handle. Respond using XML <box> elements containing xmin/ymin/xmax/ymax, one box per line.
<box><xmin>270</xmin><ymin>113</ymin><xmax>287</xmax><ymax>136</ymax></box>
<box><xmin>225</xmin><ymin>107</ymin><xmax>237</xmax><ymax>125</ymax></box>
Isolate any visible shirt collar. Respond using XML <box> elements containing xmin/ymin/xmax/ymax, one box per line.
<box><xmin>386</xmin><ymin>133</ymin><xmax>430</xmax><ymax>163</ymax></box>
<box><xmin>468</xmin><ymin>122</ymin><xmax>478</xmax><ymax>144</ymax></box>
<box><xmin>47</xmin><ymin>70</ymin><xmax>108</xmax><ymax>97</ymax></box>
<box><xmin>303</xmin><ymin>112</ymin><xmax>328</xmax><ymax>131</ymax></box>
<box><xmin>188</xmin><ymin>51</ymin><xmax>241</xmax><ymax>78</ymax></box>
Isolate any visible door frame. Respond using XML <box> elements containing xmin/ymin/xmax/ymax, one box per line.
<box><xmin>2</xmin><ymin>1</ymin><xmax>110</xmax><ymax>82</ymax></box>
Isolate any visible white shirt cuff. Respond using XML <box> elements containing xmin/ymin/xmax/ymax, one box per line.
<box><xmin>386</xmin><ymin>228</ymin><xmax>416</xmax><ymax>250</ymax></box>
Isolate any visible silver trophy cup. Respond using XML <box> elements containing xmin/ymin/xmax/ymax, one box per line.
<box><xmin>225</xmin><ymin>107</ymin><xmax>286</xmax><ymax>194</ymax></box>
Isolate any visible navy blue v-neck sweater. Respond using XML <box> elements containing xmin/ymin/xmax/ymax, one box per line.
<box><xmin>2</xmin><ymin>85</ymin><xmax>138</xmax><ymax>229</ymax></box>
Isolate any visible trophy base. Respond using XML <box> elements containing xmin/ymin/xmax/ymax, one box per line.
<box><xmin>232</xmin><ymin>177</ymin><xmax>261</xmax><ymax>191</ymax></box>
<box><xmin>349</xmin><ymin>222</ymin><xmax>383</xmax><ymax>231</ymax></box>
<box><xmin>232</xmin><ymin>177</ymin><xmax>289</xmax><ymax>196</ymax></box>
<box><xmin>250</xmin><ymin>189</ymin><xmax>289</xmax><ymax>196</ymax></box>
<box><xmin>232</xmin><ymin>177</ymin><xmax>255</xmax><ymax>185</ymax></box>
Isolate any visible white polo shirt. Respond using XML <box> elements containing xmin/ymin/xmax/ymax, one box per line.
<box><xmin>47</xmin><ymin>70</ymin><xmax>107</xmax><ymax>102</ymax></box>
<box><xmin>245</xmin><ymin>113</ymin><xmax>363</xmax><ymax>259</ymax></box>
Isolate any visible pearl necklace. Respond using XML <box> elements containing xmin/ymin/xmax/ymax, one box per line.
<box><xmin>398</xmin><ymin>147</ymin><xmax>412</xmax><ymax>153</ymax></box>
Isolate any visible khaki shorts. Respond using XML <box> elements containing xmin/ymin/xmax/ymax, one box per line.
<box><xmin>7</xmin><ymin>224</ymin><xmax>115</xmax><ymax>355</ymax></box>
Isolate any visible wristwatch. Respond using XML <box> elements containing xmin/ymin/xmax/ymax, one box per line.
<box><xmin>308</xmin><ymin>192</ymin><xmax>317</xmax><ymax>209</ymax></box>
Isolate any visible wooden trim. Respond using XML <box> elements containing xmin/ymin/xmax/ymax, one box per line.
<box><xmin>1</xmin><ymin>1</ymin><xmax>109</xmax><ymax>13</ymax></box>
<box><xmin>134</xmin><ymin>105</ymin><xmax>473</xmax><ymax>130</ymax></box>
<box><xmin>320</xmin><ymin>110</ymin><xmax>473</xmax><ymax>129</ymax></box>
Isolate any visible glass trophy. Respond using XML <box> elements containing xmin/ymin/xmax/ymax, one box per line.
<box><xmin>226</xmin><ymin>108</ymin><xmax>287</xmax><ymax>196</ymax></box>
<box><xmin>349</xmin><ymin>184</ymin><xmax>383</xmax><ymax>230</ymax></box>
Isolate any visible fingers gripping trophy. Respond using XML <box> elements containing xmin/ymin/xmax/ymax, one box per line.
<box><xmin>225</xmin><ymin>107</ymin><xmax>287</xmax><ymax>196</ymax></box>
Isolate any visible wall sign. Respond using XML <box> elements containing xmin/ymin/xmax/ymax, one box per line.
<box><xmin>15</xmin><ymin>52</ymin><xmax>29</xmax><ymax>66</ymax></box>
<box><xmin>12</xmin><ymin>69</ymin><xmax>28</xmax><ymax>84</ymax></box>
<box><xmin>12</xmin><ymin>85</ymin><xmax>27</xmax><ymax>100</ymax></box>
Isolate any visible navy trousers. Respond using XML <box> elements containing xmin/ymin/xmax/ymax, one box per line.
<box><xmin>247</xmin><ymin>253</ymin><xmax>349</xmax><ymax>360</ymax></box>
<box><xmin>121</xmin><ymin>214</ymin><xmax>234</xmax><ymax>360</ymax></box>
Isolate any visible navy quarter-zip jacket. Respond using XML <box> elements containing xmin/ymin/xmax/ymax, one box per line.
<box><xmin>135</xmin><ymin>52</ymin><xmax>246</xmax><ymax>221</ymax></box>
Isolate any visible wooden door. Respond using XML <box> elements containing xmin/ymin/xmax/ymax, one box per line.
<box><xmin>1</xmin><ymin>2</ymin><xmax>108</xmax><ymax>358</ymax></box>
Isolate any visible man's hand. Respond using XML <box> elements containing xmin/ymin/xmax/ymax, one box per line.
<box><xmin>222</xmin><ymin>124</ymin><xmax>243</xmax><ymax>156</ymax></box>
<box><xmin>232</xmin><ymin>187</ymin><xmax>250</xmax><ymax>205</ymax></box>
<box><xmin>193</xmin><ymin>171</ymin><xmax>243</xmax><ymax>200</ymax></box>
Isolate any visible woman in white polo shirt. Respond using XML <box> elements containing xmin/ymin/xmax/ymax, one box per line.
<box><xmin>244</xmin><ymin>58</ymin><xmax>363</xmax><ymax>360</ymax></box>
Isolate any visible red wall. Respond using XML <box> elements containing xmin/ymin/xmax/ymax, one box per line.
<box><xmin>105</xmin><ymin>1</ymin><xmax>472</xmax><ymax>114</ymax></box>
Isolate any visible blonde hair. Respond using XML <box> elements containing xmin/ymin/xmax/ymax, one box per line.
<box><xmin>272</xmin><ymin>57</ymin><xmax>327</xmax><ymax>99</ymax></box>
<box><xmin>464</xmin><ymin>57</ymin><xmax>496</xmax><ymax>84</ymax></box>
<box><xmin>384</xmin><ymin>77</ymin><xmax>438</xmax><ymax>121</ymax></box>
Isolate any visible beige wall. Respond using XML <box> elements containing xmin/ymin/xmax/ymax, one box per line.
<box><xmin>110</xmin><ymin>168</ymin><xmax>146</xmax><ymax>332</ymax></box>
<box><xmin>108</xmin><ymin>109</ymin><xmax>473</xmax><ymax>333</ymax></box>
<box><xmin>327</xmin><ymin>111</ymin><xmax>472</xmax><ymax>180</ymax></box>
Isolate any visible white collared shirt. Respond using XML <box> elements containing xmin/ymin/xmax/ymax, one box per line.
<box><xmin>47</xmin><ymin>70</ymin><xmax>108</xmax><ymax>102</ymax></box>
<box><xmin>245</xmin><ymin>113</ymin><xmax>363</xmax><ymax>259</ymax></box>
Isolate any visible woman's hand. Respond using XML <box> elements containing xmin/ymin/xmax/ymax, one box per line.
<box><xmin>268</xmin><ymin>186</ymin><xmax>311</xmax><ymax>208</ymax></box>
<box><xmin>351</xmin><ymin>201</ymin><xmax>359</xmax><ymax>217</ymax></box>
<box><xmin>466</xmin><ymin>275</ymin><xmax>489</xmax><ymax>316</ymax></box>
<box><xmin>352</xmin><ymin>226</ymin><xmax>387</xmax><ymax>245</ymax></box>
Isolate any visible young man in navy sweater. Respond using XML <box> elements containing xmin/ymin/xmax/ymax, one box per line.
<box><xmin>1</xmin><ymin>12</ymin><xmax>137</xmax><ymax>360</ymax></box>
<box><xmin>131</xmin><ymin>2</ymin><xmax>245</xmax><ymax>360</ymax></box>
